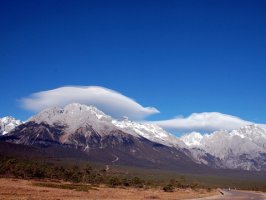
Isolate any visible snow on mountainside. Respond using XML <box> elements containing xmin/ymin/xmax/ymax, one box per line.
<box><xmin>30</xmin><ymin>103</ymin><xmax>186</xmax><ymax>148</ymax></box>
<box><xmin>112</xmin><ymin>119</ymin><xmax>186</xmax><ymax>148</ymax></box>
<box><xmin>2</xmin><ymin>103</ymin><xmax>266</xmax><ymax>170</ymax></box>
<box><xmin>27</xmin><ymin>103</ymin><xmax>215</xmax><ymax>167</ymax></box>
<box><xmin>4</xmin><ymin>103</ymin><xmax>200</xmax><ymax>170</ymax></box>
<box><xmin>180</xmin><ymin>125</ymin><xmax>266</xmax><ymax>170</ymax></box>
<box><xmin>30</xmin><ymin>103</ymin><xmax>115</xmax><ymax>136</ymax></box>
<box><xmin>30</xmin><ymin>103</ymin><xmax>112</xmax><ymax>124</ymax></box>
<box><xmin>0</xmin><ymin>117</ymin><xmax>22</xmax><ymax>135</ymax></box>
<box><xmin>180</xmin><ymin>132</ymin><xmax>203</xmax><ymax>147</ymax></box>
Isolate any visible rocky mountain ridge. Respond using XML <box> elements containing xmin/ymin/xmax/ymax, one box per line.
<box><xmin>180</xmin><ymin>125</ymin><xmax>266</xmax><ymax>170</ymax></box>
<box><xmin>1</xmin><ymin>103</ymin><xmax>266</xmax><ymax>171</ymax></box>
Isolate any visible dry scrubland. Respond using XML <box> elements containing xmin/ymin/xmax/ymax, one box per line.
<box><xmin>0</xmin><ymin>178</ymin><xmax>217</xmax><ymax>200</ymax></box>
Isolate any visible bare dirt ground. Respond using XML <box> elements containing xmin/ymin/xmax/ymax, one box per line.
<box><xmin>0</xmin><ymin>178</ymin><xmax>217</xmax><ymax>200</ymax></box>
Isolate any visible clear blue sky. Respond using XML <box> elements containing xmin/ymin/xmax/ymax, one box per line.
<box><xmin>1</xmin><ymin>0</ymin><xmax>266</xmax><ymax>122</ymax></box>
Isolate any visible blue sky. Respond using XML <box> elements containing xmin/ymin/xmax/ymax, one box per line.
<box><xmin>1</xmin><ymin>0</ymin><xmax>266</xmax><ymax>129</ymax></box>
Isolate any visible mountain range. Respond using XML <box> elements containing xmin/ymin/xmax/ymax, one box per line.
<box><xmin>180</xmin><ymin>126</ymin><xmax>266</xmax><ymax>170</ymax></box>
<box><xmin>1</xmin><ymin>103</ymin><xmax>265</xmax><ymax>171</ymax></box>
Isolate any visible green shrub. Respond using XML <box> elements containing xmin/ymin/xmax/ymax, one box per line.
<box><xmin>131</xmin><ymin>176</ymin><xmax>144</xmax><ymax>188</ymax></box>
<box><xmin>108</xmin><ymin>176</ymin><xmax>121</xmax><ymax>187</ymax></box>
<box><xmin>121</xmin><ymin>178</ymin><xmax>130</xmax><ymax>187</ymax></box>
<box><xmin>191</xmin><ymin>182</ymin><xmax>199</xmax><ymax>190</ymax></box>
<box><xmin>163</xmin><ymin>184</ymin><xmax>174</xmax><ymax>192</ymax></box>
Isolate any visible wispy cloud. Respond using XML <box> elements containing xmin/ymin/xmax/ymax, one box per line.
<box><xmin>20</xmin><ymin>86</ymin><xmax>159</xmax><ymax>120</ymax></box>
<box><xmin>153</xmin><ymin>112</ymin><xmax>257</xmax><ymax>133</ymax></box>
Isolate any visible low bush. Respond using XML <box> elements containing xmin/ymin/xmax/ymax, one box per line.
<box><xmin>163</xmin><ymin>184</ymin><xmax>174</xmax><ymax>192</ymax></box>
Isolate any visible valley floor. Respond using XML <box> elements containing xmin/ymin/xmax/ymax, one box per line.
<box><xmin>0</xmin><ymin>178</ymin><xmax>216</xmax><ymax>200</ymax></box>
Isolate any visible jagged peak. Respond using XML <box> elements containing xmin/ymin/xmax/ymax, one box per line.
<box><xmin>1</xmin><ymin>116</ymin><xmax>21</xmax><ymax>122</ymax></box>
<box><xmin>180</xmin><ymin>124</ymin><xmax>266</xmax><ymax>169</ymax></box>
<box><xmin>180</xmin><ymin>132</ymin><xmax>203</xmax><ymax>147</ymax></box>
<box><xmin>112</xmin><ymin>119</ymin><xmax>186</xmax><ymax>148</ymax></box>
<box><xmin>63</xmin><ymin>103</ymin><xmax>105</xmax><ymax>114</ymax></box>
<box><xmin>21</xmin><ymin>103</ymin><xmax>187</xmax><ymax>148</ymax></box>
<box><xmin>33</xmin><ymin>103</ymin><xmax>107</xmax><ymax>116</ymax></box>
<box><xmin>0</xmin><ymin>116</ymin><xmax>22</xmax><ymax>135</ymax></box>
<box><xmin>31</xmin><ymin>103</ymin><xmax>111</xmax><ymax>122</ymax></box>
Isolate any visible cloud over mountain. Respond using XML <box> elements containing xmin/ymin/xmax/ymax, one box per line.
<box><xmin>153</xmin><ymin>112</ymin><xmax>256</xmax><ymax>133</ymax></box>
<box><xmin>20</xmin><ymin>86</ymin><xmax>266</xmax><ymax>133</ymax></box>
<box><xmin>20</xmin><ymin>86</ymin><xmax>159</xmax><ymax>120</ymax></box>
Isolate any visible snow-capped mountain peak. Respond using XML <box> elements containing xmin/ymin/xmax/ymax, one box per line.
<box><xmin>2</xmin><ymin>104</ymin><xmax>266</xmax><ymax>171</ymax></box>
<box><xmin>180</xmin><ymin>132</ymin><xmax>203</xmax><ymax>147</ymax></box>
<box><xmin>112</xmin><ymin>119</ymin><xmax>186</xmax><ymax>148</ymax></box>
<box><xmin>30</xmin><ymin>103</ymin><xmax>186</xmax><ymax>148</ymax></box>
<box><xmin>180</xmin><ymin>125</ymin><xmax>266</xmax><ymax>170</ymax></box>
<box><xmin>231</xmin><ymin>124</ymin><xmax>266</xmax><ymax>141</ymax></box>
<box><xmin>0</xmin><ymin>116</ymin><xmax>22</xmax><ymax>135</ymax></box>
<box><xmin>31</xmin><ymin>103</ymin><xmax>111</xmax><ymax>123</ymax></box>
<box><xmin>30</xmin><ymin>103</ymin><xmax>115</xmax><ymax>135</ymax></box>
<box><xmin>63</xmin><ymin>103</ymin><xmax>108</xmax><ymax>119</ymax></box>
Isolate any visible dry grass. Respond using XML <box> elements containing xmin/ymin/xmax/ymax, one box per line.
<box><xmin>32</xmin><ymin>182</ymin><xmax>99</xmax><ymax>191</ymax></box>
<box><xmin>0</xmin><ymin>178</ymin><xmax>217</xmax><ymax>200</ymax></box>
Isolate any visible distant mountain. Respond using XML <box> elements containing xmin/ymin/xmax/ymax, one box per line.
<box><xmin>180</xmin><ymin>125</ymin><xmax>266</xmax><ymax>170</ymax></box>
<box><xmin>23</xmin><ymin>103</ymin><xmax>188</xmax><ymax>149</ymax></box>
<box><xmin>1</xmin><ymin>103</ymin><xmax>204</xmax><ymax>171</ymax></box>
<box><xmin>1</xmin><ymin>103</ymin><xmax>266</xmax><ymax>171</ymax></box>
<box><xmin>0</xmin><ymin>117</ymin><xmax>22</xmax><ymax>135</ymax></box>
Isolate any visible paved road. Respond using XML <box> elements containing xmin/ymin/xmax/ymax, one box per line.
<box><xmin>195</xmin><ymin>190</ymin><xmax>266</xmax><ymax>200</ymax></box>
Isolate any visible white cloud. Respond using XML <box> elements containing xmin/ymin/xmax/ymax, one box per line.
<box><xmin>20</xmin><ymin>86</ymin><xmax>266</xmax><ymax>133</ymax></box>
<box><xmin>153</xmin><ymin>112</ymin><xmax>257</xmax><ymax>133</ymax></box>
<box><xmin>20</xmin><ymin>86</ymin><xmax>159</xmax><ymax>120</ymax></box>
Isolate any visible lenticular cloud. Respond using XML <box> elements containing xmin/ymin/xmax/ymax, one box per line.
<box><xmin>153</xmin><ymin>112</ymin><xmax>255</xmax><ymax>132</ymax></box>
<box><xmin>20</xmin><ymin>86</ymin><xmax>159</xmax><ymax>120</ymax></box>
